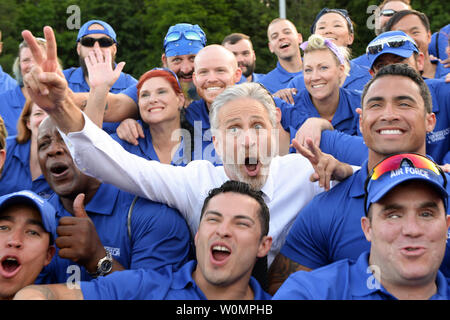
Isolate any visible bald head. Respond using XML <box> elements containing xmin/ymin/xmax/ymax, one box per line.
<box><xmin>194</xmin><ymin>44</ymin><xmax>238</xmax><ymax>71</ymax></box>
<box><xmin>193</xmin><ymin>44</ymin><xmax>242</xmax><ymax>107</ymax></box>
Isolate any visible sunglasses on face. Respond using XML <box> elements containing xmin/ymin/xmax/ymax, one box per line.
<box><xmin>80</xmin><ymin>37</ymin><xmax>115</xmax><ymax>48</ymax></box>
<box><xmin>366</xmin><ymin>35</ymin><xmax>417</xmax><ymax>55</ymax></box>
<box><xmin>363</xmin><ymin>153</ymin><xmax>447</xmax><ymax>214</ymax></box>
<box><xmin>380</xmin><ymin>9</ymin><xmax>397</xmax><ymax>17</ymax></box>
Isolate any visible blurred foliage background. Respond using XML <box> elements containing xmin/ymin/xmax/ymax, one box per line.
<box><xmin>0</xmin><ymin>0</ymin><xmax>448</xmax><ymax>79</ymax></box>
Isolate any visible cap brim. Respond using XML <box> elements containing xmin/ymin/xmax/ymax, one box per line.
<box><xmin>369</xmin><ymin>48</ymin><xmax>414</xmax><ymax>69</ymax></box>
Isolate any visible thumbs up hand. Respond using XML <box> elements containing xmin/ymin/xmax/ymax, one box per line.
<box><xmin>55</xmin><ymin>193</ymin><xmax>107</xmax><ymax>273</ymax></box>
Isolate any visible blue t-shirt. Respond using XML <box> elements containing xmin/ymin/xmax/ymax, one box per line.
<box><xmin>281</xmin><ymin>160</ymin><xmax>450</xmax><ymax>277</ymax></box>
<box><xmin>81</xmin><ymin>260</ymin><xmax>271</xmax><ymax>300</ymax></box>
<box><xmin>291</xmin><ymin>87</ymin><xmax>361</xmax><ymax>135</ymax></box>
<box><xmin>111</xmin><ymin>123</ymin><xmax>192</xmax><ymax>166</ymax></box>
<box><xmin>273</xmin><ymin>251</ymin><xmax>450</xmax><ymax>300</ymax></box>
<box><xmin>0</xmin><ymin>136</ymin><xmax>53</xmax><ymax>198</ymax></box>
<box><xmin>0</xmin><ymin>85</ymin><xmax>26</xmax><ymax>136</ymax></box>
<box><xmin>0</xmin><ymin>65</ymin><xmax>17</xmax><ymax>95</ymax></box>
<box><xmin>63</xmin><ymin>67</ymin><xmax>137</xmax><ymax>134</ymax></box>
<box><xmin>288</xmin><ymin>61</ymin><xmax>371</xmax><ymax>93</ymax></box>
<box><xmin>36</xmin><ymin>183</ymin><xmax>193</xmax><ymax>284</ymax></box>
<box><xmin>258</xmin><ymin>62</ymin><xmax>303</xmax><ymax>94</ymax></box>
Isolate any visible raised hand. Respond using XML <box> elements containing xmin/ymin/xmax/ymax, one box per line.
<box><xmin>21</xmin><ymin>26</ymin><xmax>67</xmax><ymax>112</ymax></box>
<box><xmin>85</xmin><ymin>46</ymin><xmax>125</xmax><ymax>90</ymax></box>
<box><xmin>293</xmin><ymin>137</ymin><xmax>353</xmax><ymax>190</ymax></box>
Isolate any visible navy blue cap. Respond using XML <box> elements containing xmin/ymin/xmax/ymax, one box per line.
<box><xmin>77</xmin><ymin>20</ymin><xmax>117</xmax><ymax>43</ymax></box>
<box><xmin>0</xmin><ymin>190</ymin><xmax>56</xmax><ymax>244</ymax></box>
<box><xmin>163</xmin><ymin>23</ymin><xmax>206</xmax><ymax>57</ymax></box>
<box><xmin>311</xmin><ymin>8</ymin><xmax>354</xmax><ymax>34</ymax></box>
<box><xmin>366</xmin><ymin>31</ymin><xmax>419</xmax><ymax>69</ymax></box>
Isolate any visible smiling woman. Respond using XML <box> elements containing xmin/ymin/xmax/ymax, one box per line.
<box><xmin>0</xmin><ymin>100</ymin><xmax>53</xmax><ymax>198</ymax></box>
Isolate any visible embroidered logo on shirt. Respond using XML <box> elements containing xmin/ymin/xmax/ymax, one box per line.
<box><xmin>427</xmin><ymin>128</ymin><xmax>449</xmax><ymax>143</ymax></box>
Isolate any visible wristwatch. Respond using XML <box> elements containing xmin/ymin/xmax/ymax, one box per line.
<box><xmin>89</xmin><ymin>250</ymin><xmax>113</xmax><ymax>278</ymax></box>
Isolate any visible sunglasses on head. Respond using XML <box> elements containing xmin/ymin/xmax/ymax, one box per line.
<box><xmin>380</xmin><ymin>9</ymin><xmax>397</xmax><ymax>17</ymax></box>
<box><xmin>80</xmin><ymin>37</ymin><xmax>115</xmax><ymax>48</ymax></box>
<box><xmin>366</xmin><ymin>35</ymin><xmax>417</xmax><ymax>55</ymax></box>
<box><xmin>363</xmin><ymin>153</ymin><xmax>447</xmax><ymax>214</ymax></box>
<box><xmin>164</xmin><ymin>30</ymin><xmax>203</xmax><ymax>44</ymax></box>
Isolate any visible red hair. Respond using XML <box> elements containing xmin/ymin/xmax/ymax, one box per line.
<box><xmin>136</xmin><ymin>69</ymin><xmax>183</xmax><ymax>99</ymax></box>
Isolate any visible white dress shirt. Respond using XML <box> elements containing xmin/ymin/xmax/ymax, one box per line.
<box><xmin>61</xmin><ymin>112</ymin><xmax>326</xmax><ymax>265</ymax></box>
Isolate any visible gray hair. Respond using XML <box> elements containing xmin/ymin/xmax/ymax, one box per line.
<box><xmin>209</xmin><ymin>82</ymin><xmax>278</xmax><ymax>135</ymax></box>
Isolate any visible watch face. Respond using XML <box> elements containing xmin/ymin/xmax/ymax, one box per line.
<box><xmin>100</xmin><ymin>260</ymin><xmax>113</xmax><ymax>273</ymax></box>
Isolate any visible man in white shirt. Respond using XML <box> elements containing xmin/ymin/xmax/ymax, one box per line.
<box><xmin>21</xmin><ymin>26</ymin><xmax>355</xmax><ymax>266</ymax></box>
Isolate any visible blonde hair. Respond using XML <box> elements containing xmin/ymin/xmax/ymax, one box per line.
<box><xmin>16</xmin><ymin>99</ymin><xmax>34</xmax><ymax>144</ymax></box>
<box><xmin>0</xmin><ymin>115</ymin><xmax>6</xmax><ymax>150</ymax></box>
<box><xmin>302</xmin><ymin>34</ymin><xmax>351</xmax><ymax>76</ymax></box>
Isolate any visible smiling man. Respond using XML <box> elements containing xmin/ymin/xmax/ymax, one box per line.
<box><xmin>15</xmin><ymin>181</ymin><xmax>272</xmax><ymax>300</ymax></box>
<box><xmin>0</xmin><ymin>190</ymin><xmax>55</xmax><ymax>300</ymax></box>
<box><xmin>259</xmin><ymin>18</ymin><xmax>303</xmax><ymax>94</ymax></box>
<box><xmin>274</xmin><ymin>153</ymin><xmax>450</xmax><ymax>300</ymax></box>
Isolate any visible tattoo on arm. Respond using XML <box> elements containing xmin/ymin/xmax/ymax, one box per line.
<box><xmin>268</xmin><ymin>254</ymin><xmax>311</xmax><ymax>295</ymax></box>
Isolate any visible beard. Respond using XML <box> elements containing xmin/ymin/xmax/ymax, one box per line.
<box><xmin>239</xmin><ymin>61</ymin><xmax>256</xmax><ymax>78</ymax></box>
<box><xmin>79</xmin><ymin>53</ymin><xmax>116</xmax><ymax>78</ymax></box>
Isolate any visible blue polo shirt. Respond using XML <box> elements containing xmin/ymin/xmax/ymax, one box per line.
<box><xmin>258</xmin><ymin>62</ymin><xmax>303</xmax><ymax>94</ymax></box>
<box><xmin>288</xmin><ymin>61</ymin><xmax>371</xmax><ymax>93</ymax></box>
<box><xmin>273</xmin><ymin>251</ymin><xmax>450</xmax><ymax>300</ymax></box>
<box><xmin>0</xmin><ymin>65</ymin><xmax>17</xmax><ymax>94</ymax></box>
<box><xmin>237</xmin><ymin>72</ymin><xmax>266</xmax><ymax>84</ymax></box>
<box><xmin>63</xmin><ymin>67</ymin><xmax>137</xmax><ymax>134</ymax></box>
<box><xmin>429</xmin><ymin>24</ymin><xmax>450</xmax><ymax>61</ymax></box>
<box><xmin>281</xmin><ymin>160</ymin><xmax>450</xmax><ymax>277</ymax></box>
<box><xmin>111</xmin><ymin>123</ymin><xmax>191</xmax><ymax>166</ymax></box>
<box><xmin>81</xmin><ymin>260</ymin><xmax>271</xmax><ymax>300</ymax></box>
<box><xmin>36</xmin><ymin>183</ymin><xmax>193</xmax><ymax>284</ymax></box>
<box><xmin>351</xmin><ymin>54</ymin><xmax>371</xmax><ymax>69</ymax></box>
<box><xmin>290</xmin><ymin>87</ymin><xmax>361</xmax><ymax>135</ymax></box>
<box><xmin>0</xmin><ymin>136</ymin><xmax>53</xmax><ymax>198</ymax></box>
<box><xmin>319</xmin><ymin>130</ymin><xmax>368</xmax><ymax>166</ymax></box>
<box><xmin>433</xmin><ymin>59</ymin><xmax>450</xmax><ymax>79</ymax></box>
<box><xmin>424</xmin><ymin>79</ymin><xmax>450</xmax><ymax>165</ymax></box>
<box><xmin>0</xmin><ymin>85</ymin><xmax>26</xmax><ymax>136</ymax></box>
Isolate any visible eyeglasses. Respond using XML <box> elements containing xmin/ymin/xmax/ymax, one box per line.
<box><xmin>150</xmin><ymin>67</ymin><xmax>182</xmax><ymax>91</ymax></box>
<box><xmin>364</xmin><ymin>153</ymin><xmax>447</xmax><ymax>214</ymax></box>
<box><xmin>164</xmin><ymin>30</ymin><xmax>204</xmax><ymax>45</ymax></box>
<box><xmin>366</xmin><ymin>35</ymin><xmax>417</xmax><ymax>55</ymax></box>
<box><xmin>80</xmin><ymin>37</ymin><xmax>115</xmax><ymax>48</ymax></box>
<box><xmin>380</xmin><ymin>9</ymin><xmax>397</xmax><ymax>17</ymax></box>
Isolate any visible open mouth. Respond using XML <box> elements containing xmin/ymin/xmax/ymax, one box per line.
<box><xmin>280</xmin><ymin>42</ymin><xmax>290</xmax><ymax>49</ymax></box>
<box><xmin>148</xmin><ymin>107</ymin><xmax>164</xmax><ymax>113</ymax></box>
<box><xmin>210</xmin><ymin>244</ymin><xmax>231</xmax><ymax>265</ymax></box>
<box><xmin>0</xmin><ymin>256</ymin><xmax>22</xmax><ymax>278</ymax></box>
<box><xmin>378</xmin><ymin>129</ymin><xmax>403</xmax><ymax>135</ymax></box>
<box><xmin>49</xmin><ymin>162</ymin><xmax>69</xmax><ymax>177</ymax></box>
<box><xmin>244</xmin><ymin>157</ymin><xmax>261</xmax><ymax>177</ymax></box>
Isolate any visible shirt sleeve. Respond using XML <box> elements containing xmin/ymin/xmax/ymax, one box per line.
<box><xmin>120</xmin><ymin>83</ymin><xmax>138</xmax><ymax>104</ymax></box>
<box><xmin>59</xmin><ymin>112</ymin><xmax>211</xmax><ymax>226</ymax></box>
<box><xmin>129</xmin><ymin>198</ymin><xmax>193</xmax><ymax>272</ymax></box>
<box><xmin>280</xmin><ymin>194</ymin><xmax>333</xmax><ymax>269</ymax></box>
<box><xmin>320</xmin><ymin>130</ymin><xmax>368</xmax><ymax>166</ymax></box>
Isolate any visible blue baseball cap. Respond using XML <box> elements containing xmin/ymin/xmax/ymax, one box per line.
<box><xmin>365</xmin><ymin>154</ymin><xmax>448</xmax><ymax>214</ymax></box>
<box><xmin>163</xmin><ymin>23</ymin><xmax>206</xmax><ymax>57</ymax></box>
<box><xmin>0</xmin><ymin>190</ymin><xmax>56</xmax><ymax>244</ymax></box>
<box><xmin>366</xmin><ymin>31</ymin><xmax>419</xmax><ymax>69</ymax></box>
<box><xmin>77</xmin><ymin>20</ymin><xmax>117</xmax><ymax>43</ymax></box>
